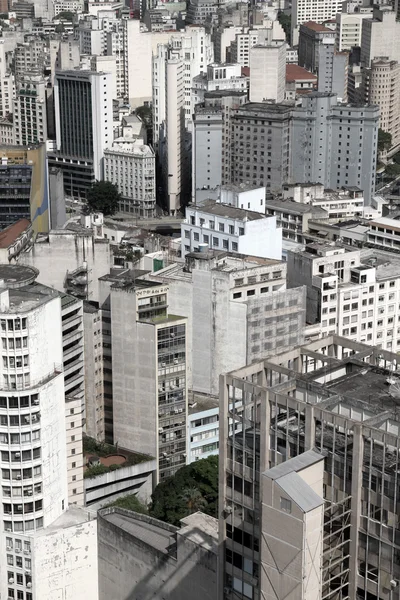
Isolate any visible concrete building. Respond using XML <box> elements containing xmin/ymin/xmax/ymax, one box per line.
<box><xmin>104</xmin><ymin>141</ymin><xmax>156</xmax><ymax>218</ymax></box>
<box><xmin>98</xmin><ymin>508</ymin><xmax>217</xmax><ymax>600</ymax></box>
<box><xmin>0</xmin><ymin>265</ymin><xmax>97</xmax><ymax>600</ymax></box>
<box><xmin>14</xmin><ymin>41</ymin><xmax>47</xmax><ymax>78</ymax></box>
<box><xmin>220</xmin><ymin>184</ymin><xmax>266</xmax><ymax>212</ymax></box>
<box><xmin>0</xmin><ymin>119</ymin><xmax>15</xmax><ymax>145</ymax></box>
<box><xmin>360</xmin><ymin>7</ymin><xmax>400</xmax><ymax>67</ymax></box>
<box><xmin>192</xmin><ymin>90</ymin><xmax>248</xmax><ymax>203</ymax></box>
<box><xmin>181</xmin><ymin>201</ymin><xmax>282</xmax><ymax>259</ymax></box>
<box><xmin>52</xmin><ymin>70</ymin><xmax>113</xmax><ymax>198</ymax></box>
<box><xmin>288</xmin><ymin>243</ymin><xmax>400</xmax><ymax>351</ymax></box>
<box><xmin>149</xmin><ymin>250</ymin><xmax>305</xmax><ymax>396</ymax></box>
<box><xmin>292</xmin><ymin>1</ymin><xmax>343</xmax><ymax>45</ymax></box>
<box><xmin>13</xmin><ymin>75</ymin><xmax>47</xmax><ymax>146</ymax></box>
<box><xmin>219</xmin><ymin>335</ymin><xmax>400</xmax><ymax>600</ymax></box>
<box><xmin>367</xmin><ymin>215</ymin><xmax>400</xmax><ymax>251</ymax></box>
<box><xmin>291</xmin><ymin>93</ymin><xmax>379</xmax><ymax>205</ymax></box>
<box><xmin>317</xmin><ymin>40</ymin><xmax>348</xmax><ymax>101</ymax></box>
<box><xmin>285</xmin><ymin>64</ymin><xmax>317</xmax><ymax>100</ymax></box>
<box><xmin>83</xmin><ymin>302</ymin><xmax>106</xmax><ymax>442</ymax></box>
<box><xmin>188</xmin><ymin>396</ymin><xmax>219</xmax><ymax>463</ymax></box>
<box><xmin>264</xmin><ymin>196</ymin><xmax>328</xmax><ymax>244</ymax></box>
<box><xmin>281</xmin><ymin>183</ymin><xmax>366</xmax><ymax>221</ymax></box>
<box><xmin>103</xmin><ymin>272</ymin><xmax>188</xmax><ymax>481</ymax></box>
<box><xmin>20</xmin><ymin>225</ymin><xmax>110</xmax><ymax>302</ymax></box>
<box><xmin>364</xmin><ymin>58</ymin><xmax>400</xmax><ymax>155</ymax></box>
<box><xmin>249</xmin><ymin>41</ymin><xmax>286</xmax><ymax>103</ymax></box>
<box><xmin>191</xmin><ymin>63</ymin><xmax>247</xmax><ymax>113</ymax></box>
<box><xmin>0</xmin><ymin>220</ymin><xmax>33</xmax><ymax>264</ymax></box>
<box><xmin>298</xmin><ymin>21</ymin><xmax>336</xmax><ymax>74</ymax></box>
<box><xmin>336</xmin><ymin>7</ymin><xmax>373</xmax><ymax>52</ymax></box>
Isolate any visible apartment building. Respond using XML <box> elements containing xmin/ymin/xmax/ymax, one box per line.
<box><xmin>298</xmin><ymin>21</ymin><xmax>336</xmax><ymax>73</ymax></box>
<box><xmin>367</xmin><ymin>216</ymin><xmax>400</xmax><ymax>251</ymax></box>
<box><xmin>264</xmin><ymin>197</ymin><xmax>328</xmax><ymax>244</ymax></box>
<box><xmin>148</xmin><ymin>249</ymin><xmax>305</xmax><ymax>396</ymax></box>
<box><xmin>361</xmin><ymin>7</ymin><xmax>400</xmax><ymax>67</ymax></box>
<box><xmin>249</xmin><ymin>42</ymin><xmax>286</xmax><ymax>103</ymax></box>
<box><xmin>104</xmin><ymin>141</ymin><xmax>156</xmax><ymax>218</ymax></box>
<box><xmin>101</xmin><ymin>271</ymin><xmax>188</xmax><ymax>482</ymax></box>
<box><xmin>13</xmin><ymin>75</ymin><xmax>47</xmax><ymax>146</ymax></box>
<box><xmin>192</xmin><ymin>63</ymin><xmax>247</xmax><ymax>112</ymax></box>
<box><xmin>336</xmin><ymin>7</ymin><xmax>373</xmax><ymax>52</ymax></box>
<box><xmin>288</xmin><ymin>242</ymin><xmax>400</xmax><ymax>353</ymax></box>
<box><xmin>219</xmin><ymin>336</ymin><xmax>400</xmax><ymax>600</ymax></box>
<box><xmin>181</xmin><ymin>201</ymin><xmax>282</xmax><ymax>259</ymax></box>
<box><xmin>0</xmin><ymin>264</ymin><xmax>97</xmax><ymax>600</ymax></box>
<box><xmin>291</xmin><ymin>0</ymin><xmax>343</xmax><ymax>45</ymax></box>
<box><xmin>188</xmin><ymin>397</ymin><xmax>219</xmax><ymax>463</ymax></box>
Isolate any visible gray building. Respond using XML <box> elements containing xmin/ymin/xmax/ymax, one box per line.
<box><xmin>219</xmin><ymin>336</ymin><xmax>400</xmax><ymax>600</ymax></box>
<box><xmin>98</xmin><ymin>508</ymin><xmax>218</xmax><ymax>600</ymax></box>
<box><xmin>192</xmin><ymin>106</ymin><xmax>222</xmax><ymax>204</ymax></box>
<box><xmin>230</xmin><ymin>102</ymin><xmax>293</xmax><ymax>194</ymax></box>
<box><xmin>291</xmin><ymin>93</ymin><xmax>379</xmax><ymax>205</ymax></box>
<box><xmin>298</xmin><ymin>21</ymin><xmax>336</xmax><ymax>73</ymax></box>
<box><xmin>317</xmin><ymin>40</ymin><xmax>348</xmax><ymax>101</ymax></box>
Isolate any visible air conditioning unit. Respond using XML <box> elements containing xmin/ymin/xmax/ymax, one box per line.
<box><xmin>170</xmin><ymin>333</ymin><xmax>175</xmax><ymax>338</ymax></box>
<box><xmin>17</xmin><ymin>505</ymin><xmax>22</xmax><ymax>510</ymax></box>
<box><xmin>174</xmin><ymin>409</ymin><xmax>179</xmax><ymax>414</ymax></box>
<box><xmin>24</xmin><ymin>416</ymin><xmax>30</xmax><ymax>423</ymax></box>
<box><xmin>15</xmin><ymin>547</ymin><xmax>21</xmax><ymax>552</ymax></box>
<box><xmin>390</xmin><ymin>581</ymin><xmax>398</xmax><ymax>589</ymax></box>
<box><xmin>8</xmin><ymin>578</ymin><xmax>14</xmax><ymax>584</ymax></box>
<box><xmin>25</xmin><ymin>570</ymin><xmax>31</xmax><ymax>575</ymax></box>
<box><xmin>173</xmin><ymin>359</ymin><xmax>178</xmax><ymax>364</ymax></box>
<box><xmin>161</xmin><ymin>362</ymin><xmax>166</xmax><ymax>367</ymax></box>
<box><xmin>162</xmin><ymin>452</ymin><xmax>167</xmax><ymax>457</ymax></box>
<box><xmin>31</xmin><ymin>416</ymin><xmax>37</xmax><ymax>422</ymax></box>
<box><xmin>224</xmin><ymin>587</ymin><xmax>232</xmax><ymax>596</ymax></box>
<box><xmin>27</xmin><ymin>491</ymin><xmax>33</xmax><ymax>496</ymax></box>
<box><xmin>178</xmin><ymin>408</ymin><xmax>183</xmax><ymax>413</ymax></box>
<box><xmin>158</xmin><ymin>428</ymin><xmax>163</xmax><ymax>434</ymax></box>
<box><xmin>5</xmin><ymin>527</ymin><xmax>12</xmax><ymax>532</ymax></box>
<box><xmin>16</xmin><ymin>475</ymin><xmax>21</xmax><ymax>480</ymax></box>
<box><xmin>33</xmin><ymin>399</ymin><xmax>39</xmax><ymax>405</ymax></box>
<box><xmin>24</xmin><ymin>549</ymin><xmax>30</xmax><ymax>554</ymax></box>
<box><xmin>27</xmin><ymin>582</ymin><xmax>32</xmax><ymax>589</ymax></box>
<box><xmin>15</xmin><ymin>452</ymin><xmax>20</xmax><ymax>458</ymax></box>
<box><xmin>6</xmin><ymin>545</ymin><xmax>12</xmax><ymax>551</ymax></box>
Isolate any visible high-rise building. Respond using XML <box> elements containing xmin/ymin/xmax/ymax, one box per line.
<box><xmin>101</xmin><ymin>271</ymin><xmax>189</xmax><ymax>482</ymax></box>
<box><xmin>219</xmin><ymin>335</ymin><xmax>400</xmax><ymax>600</ymax></box>
<box><xmin>51</xmin><ymin>70</ymin><xmax>113</xmax><ymax>198</ymax></box>
<box><xmin>14</xmin><ymin>75</ymin><xmax>47</xmax><ymax>146</ymax></box>
<box><xmin>364</xmin><ymin>57</ymin><xmax>400</xmax><ymax>155</ymax></box>
<box><xmin>192</xmin><ymin>106</ymin><xmax>223</xmax><ymax>203</ymax></box>
<box><xmin>249</xmin><ymin>42</ymin><xmax>286</xmax><ymax>103</ymax></box>
<box><xmin>0</xmin><ymin>264</ymin><xmax>97</xmax><ymax>600</ymax></box>
<box><xmin>336</xmin><ymin>7</ymin><xmax>373</xmax><ymax>52</ymax></box>
<box><xmin>291</xmin><ymin>0</ymin><xmax>343</xmax><ymax>45</ymax></box>
<box><xmin>360</xmin><ymin>7</ymin><xmax>400</xmax><ymax>67</ymax></box>
<box><xmin>298</xmin><ymin>21</ymin><xmax>336</xmax><ymax>74</ymax></box>
<box><xmin>317</xmin><ymin>40</ymin><xmax>348</xmax><ymax>101</ymax></box>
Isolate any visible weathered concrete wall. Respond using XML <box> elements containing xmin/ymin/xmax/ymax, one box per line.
<box><xmin>98</xmin><ymin>509</ymin><xmax>217</xmax><ymax>600</ymax></box>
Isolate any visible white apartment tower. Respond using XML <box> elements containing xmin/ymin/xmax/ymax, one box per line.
<box><xmin>291</xmin><ymin>0</ymin><xmax>343</xmax><ymax>44</ymax></box>
<box><xmin>366</xmin><ymin>58</ymin><xmax>400</xmax><ymax>155</ymax></box>
<box><xmin>249</xmin><ymin>41</ymin><xmax>286</xmax><ymax>103</ymax></box>
<box><xmin>14</xmin><ymin>76</ymin><xmax>47</xmax><ymax>146</ymax></box>
<box><xmin>0</xmin><ymin>265</ymin><xmax>97</xmax><ymax>600</ymax></box>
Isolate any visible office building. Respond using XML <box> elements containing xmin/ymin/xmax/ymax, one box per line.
<box><xmin>317</xmin><ymin>40</ymin><xmax>348</xmax><ymax>101</ymax></box>
<box><xmin>0</xmin><ymin>144</ymin><xmax>49</xmax><ymax>234</ymax></box>
<box><xmin>291</xmin><ymin>0</ymin><xmax>343</xmax><ymax>45</ymax></box>
<box><xmin>151</xmin><ymin>250</ymin><xmax>305</xmax><ymax>396</ymax></box>
<box><xmin>219</xmin><ymin>335</ymin><xmax>400</xmax><ymax>600</ymax></box>
<box><xmin>182</xmin><ymin>201</ymin><xmax>282</xmax><ymax>260</ymax></box>
<box><xmin>298</xmin><ymin>21</ymin><xmax>336</xmax><ymax>74</ymax></box>
<box><xmin>336</xmin><ymin>7</ymin><xmax>373</xmax><ymax>52</ymax></box>
<box><xmin>102</xmin><ymin>271</ymin><xmax>188</xmax><ymax>482</ymax></box>
<box><xmin>0</xmin><ymin>264</ymin><xmax>97</xmax><ymax>600</ymax></box>
<box><xmin>188</xmin><ymin>397</ymin><xmax>220</xmax><ymax>463</ymax></box>
<box><xmin>14</xmin><ymin>75</ymin><xmax>47</xmax><ymax>146</ymax></box>
<box><xmin>192</xmin><ymin>63</ymin><xmax>247</xmax><ymax>113</ymax></box>
<box><xmin>291</xmin><ymin>93</ymin><xmax>379</xmax><ymax>205</ymax></box>
<box><xmin>14</xmin><ymin>41</ymin><xmax>47</xmax><ymax>78</ymax></box>
<box><xmin>361</xmin><ymin>7</ymin><xmax>400</xmax><ymax>67</ymax></box>
<box><xmin>249</xmin><ymin>42</ymin><xmax>286</xmax><ymax>103</ymax></box>
<box><xmin>192</xmin><ymin>90</ymin><xmax>247</xmax><ymax>203</ymax></box>
<box><xmin>104</xmin><ymin>141</ymin><xmax>156</xmax><ymax>218</ymax></box>
<box><xmin>52</xmin><ymin>70</ymin><xmax>113</xmax><ymax>198</ymax></box>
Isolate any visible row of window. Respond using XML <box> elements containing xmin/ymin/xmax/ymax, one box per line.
<box><xmin>0</xmin><ymin>395</ymin><xmax>38</xmax><ymax>409</ymax></box>
<box><xmin>0</xmin><ymin>319</ymin><xmax>27</xmax><ymax>332</ymax></box>
<box><xmin>0</xmin><ymin>413</ymin><xmax>40</xmax><ymax>427</ymax></box>
<box><xmin>4</xmin><ymin>517</ymin><xmax>43</xmax><ymax>532</ymax></box>
<box><xmin>1</xmin><ymin>448</ymin><xmax>41</xmax><ymax>462</ymax></box>
<box><xmin>2</xmin><ymin>465</ymin><xmax>41</xmax><ymax>480</ymax></box>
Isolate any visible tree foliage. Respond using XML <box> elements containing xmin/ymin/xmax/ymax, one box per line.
<box><xmin>378</xmin><ymin>129</ymin><xmax>392</xmax><ymax>152</ymax></box>
<box><xmin>385</xmin><ymin>163</ymin><xmax>400</xmax><ymax>178</ymax></box>
<box><xmin>278</xmin><ymin>11</ymin><xmax>291</xmax><ymax>44</ymax></box>
<box><xmin>106</xmin><ymin>493</ymin><xmax>148</xmax><ymax>513</ymax></box>
<box><xmin>85</xmin><ymin>180</ymin><xmax>121</xmax><ymax>216</ymax></box>
<box><xmin>150</xmin><ymin>455</ymin><xmax>218</xmax><ymax>526</ymax></box>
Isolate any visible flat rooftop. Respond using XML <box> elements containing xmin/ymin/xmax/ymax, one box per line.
<box><xmin>0</xmin><ymin>264</ymin><xmax>39</xmax><ymax>288</ymax></box>
<box><xmin>264</xmin><ymin>197</ymin><xmax>328</xmax><ymax>216</ymax></box>
<box><xmin>192</xmin><ymin>200</ymin><xmax>266</xmax><ymax>221</ymax></box>
<box><xmin>7</xmin><ymin>282</ymin><xmax>59</xmax><ymax>312</ymax></box>
<box><xmin>178</xmin><ymin>512</ymin><xmax>218</xmax><ymax>554</ymax></box>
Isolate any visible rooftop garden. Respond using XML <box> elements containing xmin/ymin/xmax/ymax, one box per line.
<box><xmin>83</xmin><ymin>435</ymin><xmax>152</xmax><ymax>479</ymax></box>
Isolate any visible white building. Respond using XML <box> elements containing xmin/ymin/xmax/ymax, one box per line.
<box><xmin>188</xmin><ymin>399</ymin><xmax>219</xmax><ymax>463</ymax></box>
<box><xmin>13</xmin><ymin>75</ymin><xmax>47</xmax><ymax>146</ymax></box>
<box><xmin>0</xmin><ymin>41</ymin><xmax>14</xmax><ymax>120</ymax></box>
<box><xmin>249</xmin><ymin>41</ymin><xmax>286</xmax><ymax>103</ymax></box>
<box><xmin>367</xmin><ymin>216</ymin><xmax>400</xmax><ymax>251</ymax></box>
<box><xmin>191</xmin><ymin>62</ymin><xmax>247</xmax><ymax>113</ymax></box>
<box><xmin>219</xmin><ymin>183</ymin><xmax>266</xmax><ymax>212</ymax></box>
<box><xmin>181</xmin><ymin>200</ymin><xmax>282</xmax><ymax>259</ymax></box>
<box><xmin>104</xmin><ymin>141</ymin><xmax>156</xmax><ymax>218</ymax></box>
<box><xmin>360</xmin><ymin>7</ymin><xmax>400</xmax><ymax>67</ymax></box>
<box><xmin>291</xmin><ymin>0</ymin><xmax>344</xmax><ymax>45</ymax></box>
<box><xmin>336</xmin><ymin>7</ymin><xmax>373</xmax><ymax>52</ymax></box>
<box><xmin>0</xmin><ymin>265</ymin><xmax>97</xmax><ymax>600</ymax></box>
<box><xmin>281</xmin><ymin>183</ymin><xmax>366</xmax><ymax>220</ymax></box>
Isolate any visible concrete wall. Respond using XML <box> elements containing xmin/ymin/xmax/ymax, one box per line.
<box><xmin>85</xmin><ymin>460</ymin><xmax>156</xmax><ymax>506</ymax></box>
<box><xmin>32</xmin><ymin>510</ymin><xmax>98</xmax><ymax>600</ymax></box>
<box><xmin>98</xmin><ymin>508</ymin><xmax>217</xmax><ymax>600</ymax></box>
<box><xmin>20</xmin><ymin>233</ymin><xmax>110</xmax><ymax>301</ymax></box>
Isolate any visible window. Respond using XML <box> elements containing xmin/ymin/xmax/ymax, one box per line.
<box><xmin>238</xmin><ymin>227</ymin><xmax>245</xmax><ymax>236</ymax></box>
<box><xmin>232</xmin><ymin>242</ymin><xmax>238</xmax><ymax>251</ymax></box>
<box><xmin>280</xmin><ymin>497</ymin><xmax>292</xmax><ymax>513</ymax></box>
<box><xmin>247</xmin><ymin>290</ymin><xmax>255</xmax><ymax>297</ymax></box>
<box><xmin>219</xmin><ymin>223</ymin><xmax>224</xmax><ymax>232</ymax></box>
<box><xmin>212</xmin><ymin>237</ymin><xmax>219</xmax><ymax>247</ymax></box>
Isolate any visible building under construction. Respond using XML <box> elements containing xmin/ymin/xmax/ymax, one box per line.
<box><xmin>219</xmin><ymin>335</ymin><xmax>400</xmax><ymax>600</ymax></box>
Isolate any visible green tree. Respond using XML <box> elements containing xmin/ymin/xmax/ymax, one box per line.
<box><xmin>180</xmin><ymin>487</ymin><xmax>207</xmax><ymax>516</ymax></box>
<box><xmin>378</xmin><ymin>129</ymin><xmax>392</xmax><ymax>153</ymax></box>
<box><xmin>150</xmin><ymin>455</ymin><xmax>218</xmax><ymax>526</ymax></box>
<box><xmin>85</xmin><ymin>180</ymin><xmax>121</xmax><ymax>216</ymax></box>
<box><xmin>278</xmin><ymin>11</ymin><xmax>291</xmax><ymax>44</ymax></box>
<box><xmin>55</xmin><ymin>11</ymin><xmax>74</xmax><ymax>20</ymax></box>
<box><xmin>385</xmin><ymin>163</ymin><xmax>400</xmax><ymax>178</ymax></box>
<box><xmin>106</xmin><ymin>494</ymin><xmax>148</xmax><ymax>514</ymax></box>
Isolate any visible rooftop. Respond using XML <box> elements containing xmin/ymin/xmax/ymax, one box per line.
<box><xmin>0</xmin><ymin>264</ymin><xmax>39</xmax><ymax>288</ymax></box>
<box><xmin>301</xmin><ymin>20</ymin><xmax>334</xmax><ymax>32</ymax></box>
<box><xmin>178</xmin><ymin>512</ymin><xmax>218</xmax><ymax>554</ymax></box>
<box><xmin>0</xmin><ymin>219</ymin><xmax>31</xmax><ymax>248</ymax></box>
<box><xmin>191</xmin><ymin>200</ymin><xmax>266</xmax><ymax>221</ymax></box>
<box><xmin>286</xmin><ymin>64</ymin><xmax>317</xmax><ymax>83</ymax></box>
<box><xmin>264</xmin><ymin>197</ymin><xmax>328</xmax><ymax>216</ymax></box>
